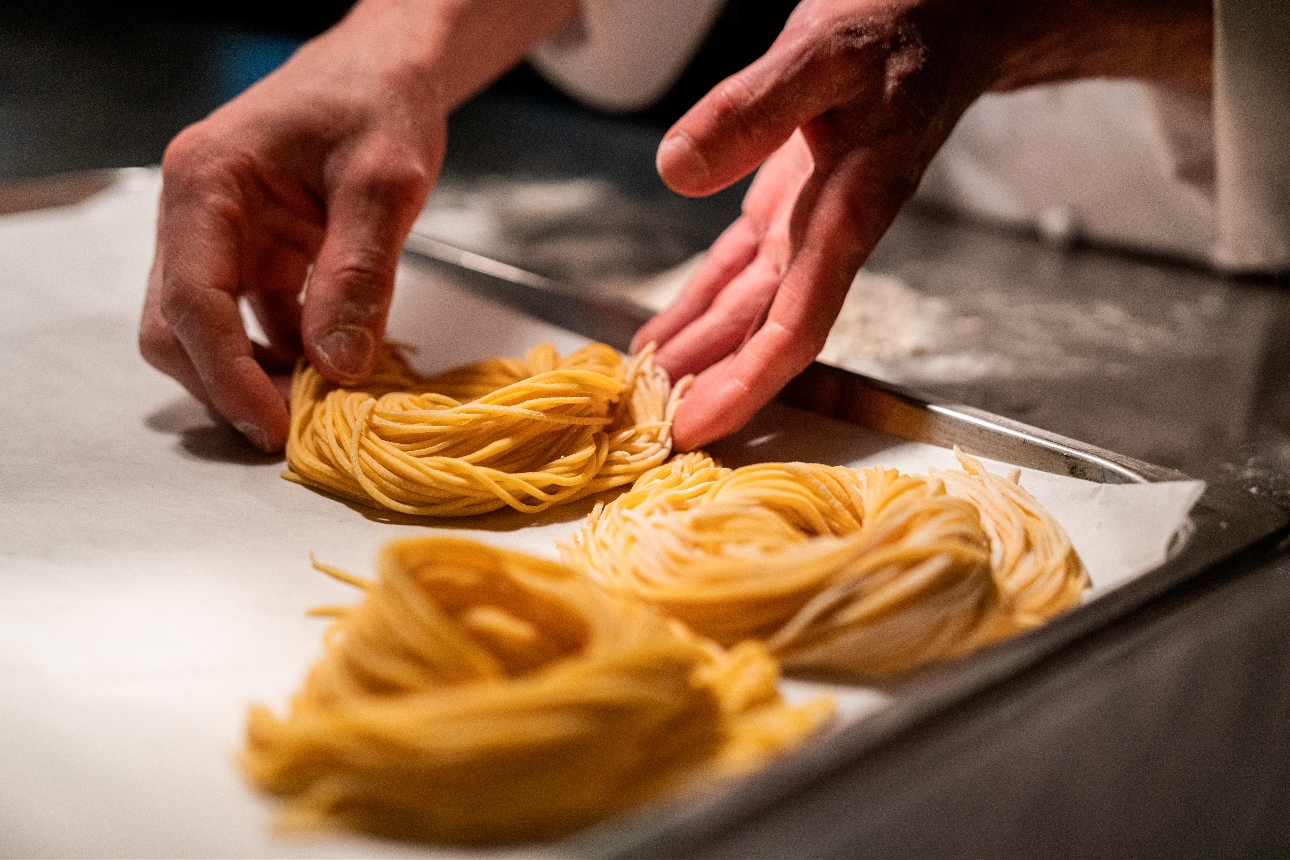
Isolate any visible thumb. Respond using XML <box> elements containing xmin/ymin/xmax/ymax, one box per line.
<box><xmin>302</xmin><ymin>156</ymin><xmax>434</xmax><ymax>385</ymax></box>
<box><xmin>656</xmin><ymin>11</ymin><xmax>887</xmax><ymax>198</ymax></box>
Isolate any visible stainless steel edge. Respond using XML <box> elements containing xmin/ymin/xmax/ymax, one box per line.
<box><xmin>403</xmin><ymin>232</ymin><xmax>647</xmax><ymax>354</ymax></box>
<box><xmin>406</xmin><ymin>234</ymin><xmax>1290</xmax><ymax>858</ymax></box>
<box><xmin>404</xmin><ymin>235</ymin><xmax>1181</xmax><ymax>487</ymax></box>
<box><xmin>775</xmin><ymin>362</ymin><xmax>1181</xmax><ymax>485</ymax></box>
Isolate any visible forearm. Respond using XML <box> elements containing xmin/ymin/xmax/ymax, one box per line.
<box><xmin>986</xmin><ymin>0</ymin><xmax>1213</xmax><ymax>96</ymax></box>
<box><xmin>331</xmin><ymin>0</ymin><xmax>581</xmax><ymax>111</ymax></box>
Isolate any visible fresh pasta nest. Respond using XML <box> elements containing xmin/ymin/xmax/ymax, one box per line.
<box><xmin>559</xmin><ymin>451</ymin><xmax>1088</xmax><ymax>678</ymax></box>
<box><xmin>242</xmin><ymin>537</ymin><xmax>832</xmax><ymax>845</ymax></box>
<box><xmin>283</xmin><ymin>342</ymin><xmax>683</xmax><ymax>516</ymax></box>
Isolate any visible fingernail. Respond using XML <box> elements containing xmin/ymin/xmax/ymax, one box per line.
<box><xmin>235</xmin><ymin>420</ymin><xmax>269</xmax><ymax>452</ymax></box>
<box><xmin>657</xmin><ymin>132</ymin><xmax>709</xmax><ymax>194</ymax></box>
<box><xmin>314</xmin><ymin>324</ymin><xmax>374</xmax><ymax>384</ymax></box>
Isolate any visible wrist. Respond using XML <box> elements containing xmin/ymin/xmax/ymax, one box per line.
<box><xmin>335</xmin><ymin>0</ymin><xmax>580</xmax><ymax>110</ymax></box>
<box><xmin>985</xmin><ymin>0</ymin><xmax>1213</xmax><ymax>96</ymax></box>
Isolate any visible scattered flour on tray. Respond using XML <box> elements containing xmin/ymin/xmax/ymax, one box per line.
<box><xmin>611</xmin><ymin>254</ymin><xmax>1234</xmax><ymax>390</ymax></box>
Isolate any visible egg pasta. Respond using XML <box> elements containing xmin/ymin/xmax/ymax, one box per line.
<box><xmin>283</xmin><ymin>342</ymin><xmax>682</xmax><ymax>516</ymax></box>
<box><xmin>559</xmin><ymin>451</ymin><xmax>1088</xmax><ymax>678</ymax></box>
<box><xmin>242</xmin><ymin>537</ymin><xmax>832</xmax><ymax>844</ymax></box>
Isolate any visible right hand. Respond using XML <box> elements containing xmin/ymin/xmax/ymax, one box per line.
<box><xmin>635</xmin><ymin>0</ymin><xmax>1212</xmax><ymax>453</ymax></box>
<box><xmin>140</xmin><ymin>0</ymin><xmax>495</xmax><ymax>452</ymax></box>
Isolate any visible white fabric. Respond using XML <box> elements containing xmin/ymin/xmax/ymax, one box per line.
<box><xmin>884</xmin><ymin>2</ymin><xmax>1290</xmax><ymax>273</ymax></box>
<box><xmin>914</xmin><ymin>81</ymin><xmax>1222</xmax><ymax>264</ymax></box>
<box><xmin>529</xmin><ymin>0</ymin><xmax>726</xmax><ymax>112</ymax></box>
<box><xmin>534</xmin><ymin>1</ymin><xmax>1289</xmax><ymax>274</ymax></box>
<box><xmin>1212</xmin><ymin>0</ymin><xmax>1290</xmax><ymax>272</ymax></box>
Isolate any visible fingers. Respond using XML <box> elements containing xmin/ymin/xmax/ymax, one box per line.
<box><xmin>645</xmin><ymin>133</ymin><xmax>814</xmax><ymax>380</ymax></box>
<box><xmin>140</xmin><ymin>258</ymin><xmax>211</xmax><ymax>408</ymax></box>
<box><xmin>637</xmin><ymin>136</ymin><xmax>810</xmax><ymax>358</ymax></box>
<box><xmin>667</xmin><ymin>252</ymin><xmax>847</xmax><ymax>454</ymax></box>
<box><xmin>631</xmin><ymin>215</ymin><xmax>759</xmax><ymax>355</ymax></box>
<box><xmin>657</xmin><ymin>4</ymin><xmax>888</xmax><ymax>198</ymax></box>
<box><xmin>655</xmin><ymin>252</ymin><xmax>786</xmax><ymax>381</ymax></box>
<box><xmin>300</xmin><ymin>139</ymin><xmax>438</xmax><ymax>385</ymax></box>
<box><xmin>669</xmin><ymin>138</ymin><xmax>909</xmax><ymax>453</ymax></box>
<box><xmin>143</xmin><ymin>140</ymin><xmax>294</xmax><ymax>452</ymax></box>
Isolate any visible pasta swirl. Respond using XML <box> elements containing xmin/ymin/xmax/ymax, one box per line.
<box><xmin>242</xmin><ymin>537</ymin><xmax>832</xmax><ymax>844</ymax></box>
<box><xmin>560</xmin><ymin>451</ymin><xmax>1088</xmax><ymax>678</ymax></box>
<box><xmin>283</xmin><ymin>342</ymin><xmax>682</xmax><ymax>516</ymax></box>
<box><xmin>932</xmin><ymin>457</ymin><xmax>1088</xmax><ymax>628</ymax></box>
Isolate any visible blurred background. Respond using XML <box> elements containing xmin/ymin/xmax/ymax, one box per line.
<box><xmin>0</xmin><ymin>0</ymin><xmax>348</xmax><ymax>181</ymax></box>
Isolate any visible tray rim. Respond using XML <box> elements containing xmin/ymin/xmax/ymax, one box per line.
<box><xmin>399</xmin><ymin>235</ymin><xmax>1290</xmax><ymax>858</ymax></box>
<box><xmin>8</xmin><ymin>170</ymin><xmax>1283</xmax><ymax>856</ymax></box>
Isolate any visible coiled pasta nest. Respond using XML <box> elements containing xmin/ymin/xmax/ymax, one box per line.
<box><xmin>283</xmin><ymin>342</ymin><xmax>683</xmax><ymax>516</ymax></box>
<box><xmin>559</xmin><ymin>451</ymin><xmax>1088</xmax><ymax>678</ymax></box>
<box><xmin>242</xmin><ymin>537</ymin><xmax>832</xmax><ymax>844</ymax></box>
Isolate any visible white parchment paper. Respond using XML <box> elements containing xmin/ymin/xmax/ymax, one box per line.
<box><xmin>0</xmin><ymin>171</ymin><xmax>1203</xmax><ymax>858</ymax></box>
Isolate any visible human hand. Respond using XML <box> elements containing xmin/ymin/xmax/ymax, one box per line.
<box><xmin>637</xmin><ymin>0</ymin><xmax>1212</xmax><ymax>451</ymax></box>
<box><xmin>140</xmin><ymin>0</ymin><xmax>578</xmax><ymax>451</ymax></box>
<box><xmin>139</xmin><ymin>7</ymin><xmax>448</xmax><ymax>451</ymax></box>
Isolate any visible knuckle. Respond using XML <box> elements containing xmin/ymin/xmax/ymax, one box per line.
<box><xmin>159</xmin><ymin>125</ymin><xmax>201</xmax><ymax>174</ymax></box>
<box><xmin>821</xmin><ymin>21</ymin><xmax>885</xmax><ymax>76</ymax></box>
<box><xmin>793</xmin><ymin>12</ymin><xmax>951</xmax><ymax>146</ymax></box>
<box><xmin>350</xmin><ymin>149</ymin><xmax>433</xmax><ymax>209</ymax></box>
<box><xmin>323</xmin><ymin>252</ymin><xmax>395</xmax><ymax>318</ymax></box>
<box><xmin>137</xmin><ymin>316</ymin><xmax>174</xmax><ymax>370</ymax></box>
<box><xmin>786</xmin><ymin>17</ymin><xmax>886</xmax><ymax>105</ymax></box>
<box><xmin>160</xmin><ymin>127</ymin><xmax>250</xmax><ymax>222</ymax></box>
<box><xmin>708</xmin><ymin>74</ymin><xmax>775</xmax><ymax>145</ymax></box>
<box><xmin>760</xmin><ymin>318</ymin><xmax>821</xmax><ymax>382</ymax></box>
<box><xmin>708</xmin><ymin>74</ymin><xmax>754</xmax><ymax>122</ymax></box>
<box><xmin>138</xmin><ymin>309</ymin><xmax>198</xmax><ymax>383</ymax></box>
<box><xmin>158</xmin><ymin>279</ymin><xmax>220</xmax><ymax>332</ymax></box>
<box><xmin>160</xmin><ymin>125</ymin><xmax>222</xmax><ymax>186</ymax></box>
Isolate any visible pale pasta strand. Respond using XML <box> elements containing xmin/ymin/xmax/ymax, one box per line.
<box><xmin>931</xmin><ymin>453</ymin><xmax>1090</xmax><ymax>630</ymax></box>
<box><xmin>560</xmin><ymin>451</ymin><xmax>1087</xmax><ymax>678</ymax></box>
<box><xmin>242</xmin><ymin>537</ymin><xmax>832</xmax><ymax>844</ymax></box>
<box><xmin>283</xmin><ymin>343</ymin><xmax>682</xmax><ymax>516</ymax></box>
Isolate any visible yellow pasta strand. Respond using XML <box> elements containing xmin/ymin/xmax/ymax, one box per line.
<box><xmin>242</xmin><ymin>537</ymin><xmax>832</xmax><ymax>845</ymax></box>
<box><xmin>560</xmin><ymin>451</ymin><xmax>1088</xmax><ymax>678</ymax></box>
<box><xmin>283</xmin><ymin>342</ymin><xmax>683</xmax><ymax>516</ymax></box>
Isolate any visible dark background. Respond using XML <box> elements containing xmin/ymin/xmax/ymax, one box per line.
<box><xmin>0</xmin><ymin>1</ymin><xmax>358</xmax><ymax>181</ymax></box>
<box><xmin>0</xmin><ymin>0</ymin><xmax>800</xmax><ymax>182</ymax></box>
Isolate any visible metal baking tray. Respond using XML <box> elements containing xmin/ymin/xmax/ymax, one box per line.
<box><xmin>402</xmin><ymin>234</ymin><xmax>1290</xmax><ymax>857</ymax></box>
